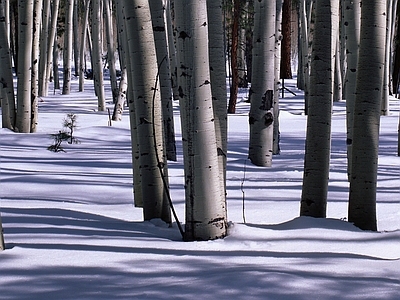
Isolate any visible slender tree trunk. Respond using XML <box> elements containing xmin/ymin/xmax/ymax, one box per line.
<box><xmin>348</xmin><ymin>0</ymin><xmax>386</xmax><ymax>231</ymax></box>
<box><xmin>123</xmin><ymin>0</ymin><xmax>171</xmax><ymax>223</ymax></box>
<box><xmin>73</xmin><ymin>0</ymin><xmax>79</xmax><ymax>76</ymax></box>
<box><xmin>92</xmin><ymin>0</ymin><xmax>106</xmax><ymax>111</ymax></box>
<box><xmin>15</xmin><ymin>0</ymin><xmax>34</xmax><ymax>133</ymax></box>
<box><xmin>166</xmin><ymin>0</ymin><xmax>179</xmax><ymax>101</ymax></box>
<box><xmin>45</xmin><ymin>0</ymin><xmax>60</xmax><ymax>95</ymax></box>
<box><xmin>227</xmin><ymin>0</ymin><xmax>241</xmax><ymax>114</ymax></box>
<box><xmin>116</xmin><ymin>0</ymin><xmax>142</xmax><ymax>207</ymax></box>
<box><xmin>280</xmin><ymin>0</ymin><xmax>292</xmax><ymax>80</ymax></box>
<box><xmin>78</xmin><ymin>0</ymin><xmax>90</xmax><ymax>92</ymax></box>
<box><xmin>175</xmin><ymin>0</ymin><xmax>227</xmax><ymax>241</ymax></box>
<box><xmin>53</xmin><ymin>38</ymin><xmax>60</xmax><ymax>90</ymax></box>
<box><xmin>381</xmin><ymin>0</ymin><xmax>393</xmax><ymax>116</ymax></box>
<box><xmin>30</xmin><ymin>0</ymin><xmax>42</xmax><ymax>132</ymax></box>
<box><xmin>344</xmin><ymin>0</ymin><xmax>361</xmax><ymax>180</ymax></box>
<box><xmin>38</xmin><ymin>0</ymin><xmax>50</xmax><ymax>96</ymax></box>
<box><xmin>112</xmin><ymin>0</ymin><xmax>127</xmax><ymax>121</ymax></box>
<box><xmin>103</xmin><ymin>0</ymin><xmax>118</xmax><ymax>103</ymax></box>
<box><xmin>300</xmin><ymin>0</ymin><xmax>339</xmax><ymax>217</ymax></box>
<box><xmin>248</xmin><ymin>0</ymin><xmax>276</xmax><ymax>167</ymax></box>
<box><xmin>149</xmin><ymin>0</ymin><xmax>177</xmax><ymax>161</ymax></box>
<box><xmin>0</xmin><ymin>0</ymin><xmax>16</xmax><ymax>129</ymax></box>
<box><xmin>299</xmin><ymin>0</ymin><xmax>311</xmax><ymax>114</ymax></box>
<box><xmin>273</xmin><ymin>0</ymin><xmax>283</xmax><ymax>155</ymax></box>
<box><xmin>333</xmin><ymin>35</ymin><xmax>343</xmax><ymax>102</ymax></box>
<box><xmin>207</xmin><ymin>0</ymin><xmax>228</xmax><ymax>197</ymax></box>
<box><xmin>62</xmin><ymin>0</ymin><xmax>74</xmax><ymax>95</ymax></box>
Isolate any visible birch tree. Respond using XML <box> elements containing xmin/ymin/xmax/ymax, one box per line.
<box><xmin>112</xmin><ymin>0</ymin><xmax>127</xmax><ymax>121</ymax></box>
<box><xmin>78</xmin><ymin>0</ymin><xmax>90</xmax><ymax>92</ymax></box>
<box><xmin>149</xmin><ymin>0</ymin><xmax>177</xmax><ymax>161</ymax></box>
<box><xmin>175</xmin><ymin>0</ymin><xmax>227</xmax><ymax>241</ymax></box>
<box><xmin>348</xmin><ymin>0</ymin><xmax>387</xmax><ymax>231</ymax></box>
<box><xmin>381</xmin><ymin>0</ymin><xmax>394</xmax><ymax>115</ymax></box>
<box><xmin>207</xmin><ymin>0</ymin><xmax>228</xmax><ymax>194</ymax></box>
<box><xmin>38</xmin><ymin>0</ymin><xmax>50</xmax><ymax>96</ymax></box>
<box><xmin>39</xmin><ymin>0</ymin><xmax>60</xmax><ymax>96</ymax></box>
<box><xmin>0</xmin><ymin>0</ymin><xmax>16</xmax><ymax>129</ymax></box>
<box><xmin>344</xmin><ymin>0</ymin><xmax>361</xmax><ymax>179</ymax></box>
<box><xmin>248</xmin><ymin>0</ymin><xmax>276</xmax><ymax>167</ymax></box>
<box><xmin>300</xmin><ymin>0</ymin><xmax>339</xmax><ymax>217</ymax></box>
<box><xmin>122</xmin><ymin>0</ymin><xmax>171</xmax><ymax>223</ymax></box>
<box><xmin>15</xmin><ymin>0</ymin><xmax>34</xmax><ymax>133</ymax></box>
<box><xmin>31</xmin><ymin>0</ymin><xmax>43</xmax><ymax>132</ymax></box>
<box><xmin>62</xmin><ymin>0</ymin><xmax>74</xmax><ymax>95</ymax></box>
<box><xmin>103</xmin><ymin>0</ymin><xmax>118</xmax><ymax>103</ymax></box>
<box><xmin>92</xmin><ymin>0</ymin><xmax>106</xmax><ymax>111</ymax></box>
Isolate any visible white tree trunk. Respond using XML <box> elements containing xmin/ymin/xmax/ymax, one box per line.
<box><xmin>344</xmin><ymin>0</ymin><xmax>361</xmax><ymax>180</ymax></box>
<box><xmin>15</xmin><ymin>0</ymin><xmax>34</xmax><ymax>133</ymax></box>
<box><xmin>300</xmin><ymin>0</ymin><xmax>339</xmax><ymax>217</ymax></box>
<box><xmin>381</xmin><ymin>0</ymin><xmax>393</xmax><ymax>116</ymax></box>
<box><xmin>149</xmin><ymin>0</ymin><xmax>177</xmax><ymax>161</ymax></box>
<box><xmin>348</xmin><ymin>0</ymin><xmax>387</xmax><ymax>231</ymax></box>
<box><xmin>30</xmin><ymin>0</ymin><xmax>42</xmax><ymax>132</ymax></box>
<box><xmin>175</xmin><ymin>0</ymin><xmax>227</xmax><ymax>241</ymax></box>
<box><xmin>38</xmin><ymin>0</ymin><xmax>50</xmax><ymax>96</ymax></box>
<box><xmin>62</xmin><ymin>0</ymin><xmax>74</xmax><ymax>95</ymax></box>
<box><xmin>206</xmin><ymin>0</ymin><xmax>228</xmax><ymax>194</ymax></box>
<box><xmin>248</xmin><ymin>0</ymin><xmax>276</xmax><ymax>167</ymax></box>
<box><xmin>92</xmin><ymin>0</ymin><xmax>106</xmax><ymax>111</ymax></box>
<box><xmin>0</xmin><ymin>0</ymin><xmax>16</xmax><ymax>129</ymax></box>
<box><xmin>78</xmin><ymin>0</ymin><xmax>91</xmax><ymax>92</ymax></box>
<box><xmin>165</xmin><ymin>0</ymin><xmax>179</xmax><ymax>100</ymax></box>
<box><xmin>44</xmin><ymin>0</ymin><xmax>60</xmax><ymax>95</ymax></box>
<box><xmin>103</xmin><ymin>0</ymin><xmax>118</xmax><ymax>103</ymax></box>
<box><xmin>123</xmin><ymin>0</ymin><xmax>171</xmax><ymax>223</ymax></box>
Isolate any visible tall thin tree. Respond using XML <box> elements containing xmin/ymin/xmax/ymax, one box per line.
<box><xmin>248</xmin><ymin>0</ymin><xmax>276</xmax><ymax>167</ymax></box>
<box><xmin>122</xmin><ymin>0</ymin><xmax>171</xmax><ymax>223</ymax></box>
<box><xmin>175</xmin><ymin>0</ymin><xmax>227</xmax><ymax>241</ymax></box>
<box><xmin>0</xmin><ymin>0</ymin><xmax>16</xmax><ymax>129</ymax></box>
<box><xmin>62</xmin><ymin>0</ymin><xmax>74</xmax><ymax>95</ymax></box>
<box><xmin>15</xmin><ymin>0</ymin><xmax>34</xmax><ymax>133</ymax></box>
<box><xmin>300</xmin><ymin>0</ymin><xmax>339</xmax><ymax>217</ymax></box>
<box><xmin>348</xmin><ymin>0</ymin><xmax>387</xmax><ymax>231</ymax></box>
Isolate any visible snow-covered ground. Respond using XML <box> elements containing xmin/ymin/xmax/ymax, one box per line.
<box><xmin>1</xmin><ymin>77</ymin><xmax>399</xmax><ymax>299</ymax></box>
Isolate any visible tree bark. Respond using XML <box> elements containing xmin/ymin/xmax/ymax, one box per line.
<box><xmin>15</xmin><ymin>0</ymin><xmax>34</xmax><ymax>133</ymax></box>
<box><xmin>103</xmin><ymin>0</ymin><xmax>118</xmax><ymax>104</ymax></box>
<box><xmin>123</xmin><ymin>0</ymin><xmax>171</xmax><ymax>223</ymax></box>
<box><xmin>175</xmin><ymin>0</ymin><xmax>227</xmax><ymax>241</ymax></box>
<box><xmin>344</xmin><ymin>0</ymin><xmax>361</xmax><ymax>180</ymax></box>
<box><xmin>300</xmin><ymin>0</ymin><xmax>339</xmax><ymax>217</ymax></box>
<box><xmin>248</xmin><ymin>0</ymin><xmax>276</xmax><ymax>167</ymax></box>
<box><xmin>92</xmin><ymin>0</ymin><xmax>106</xmax><ymax>111</ymax></box>
<box><xmin>0</xmin><ymin>0</ymin><xmax>16</xmax><ymax>129</ymax></box>
<box><xmin>78</xmin><ymin>0</ymin><xmax>90</xmax><ymax>92</ymax></box>
<box><xmin>227</xmin><ymin>0</ymin><xmax>241</xmax><ymax>114</ymax></box>
<box><xmin>62</xmin><ymin>0</ymin><xmax>74</xmax><ymax>95</ymax></box>
<box><xmin>348</xmin><ymin>0</ymin><xmax>386</xmax><ymax>231</ymax></box>
<box><xmin>149</xmin><ymin>0</ymin><xmax>177</xmax><ymax>161</ymax></box>
<box><xmin>30</xmin><ymin>0</ymin><xmax>42</xmax><ymax>132</ymax></box>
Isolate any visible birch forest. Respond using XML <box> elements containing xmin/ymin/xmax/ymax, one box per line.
<box><xmin>0</xmin><ymin>0</ymin><xmax>399</xmax><ymax>244</ymax></box>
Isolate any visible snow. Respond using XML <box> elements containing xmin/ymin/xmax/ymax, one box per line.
<box><xmin>1</xmin><ymin>77</ymin><xmax>400</xmax><ymax>299</ymax></box>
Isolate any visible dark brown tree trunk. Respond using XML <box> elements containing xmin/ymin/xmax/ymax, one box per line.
<box><xmin>280</xmin><ymin>0</ymin><xmax>292</xmax><ymax>80</ymax></box>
